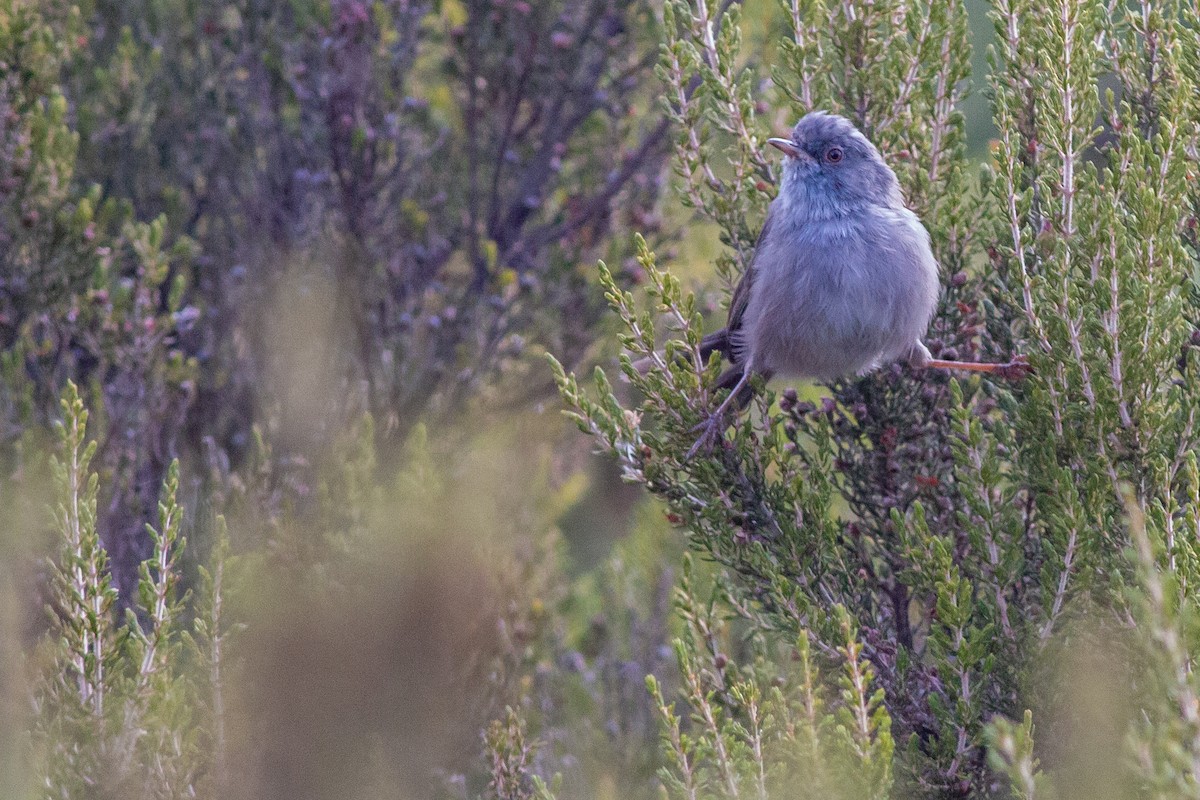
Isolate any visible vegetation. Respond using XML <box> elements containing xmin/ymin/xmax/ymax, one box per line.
<box><xmin>2</xmin><ymin>0</ymin><xmax>1199</xmax><ymax>798</ymax></box>
<box><xmin>554</xmin><ymin>0</ymin><xmax>1200</xmax><ymax>795</ymax></box>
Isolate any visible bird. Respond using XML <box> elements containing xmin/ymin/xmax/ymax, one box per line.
<box><xmin>687</xmin><ymin>111</ymin><xmax>1027</xmax><ymax>454</ymax></box>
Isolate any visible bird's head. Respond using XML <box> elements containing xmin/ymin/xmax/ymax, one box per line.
<box><xmin>768</xmin><ymin>111</ymin><xmax>901</xmax><ymax>211</ymax></box>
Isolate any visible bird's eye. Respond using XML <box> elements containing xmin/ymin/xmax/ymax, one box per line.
<box><xmin>825</xmin><ymin>146</ymin><xmax>844</xmax><ymax>164</ymax></box>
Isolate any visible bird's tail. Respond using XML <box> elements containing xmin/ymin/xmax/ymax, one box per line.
<box><xmin>699</xmin><ymin>327</ymin><xmax>734</xmax><ymax>364</ymax></box>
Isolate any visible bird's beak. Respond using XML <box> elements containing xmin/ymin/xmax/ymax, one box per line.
<box><xmin>767</xmin><ymin>137</ymin><xmax>808</xmax><ymax>161</ymax></box>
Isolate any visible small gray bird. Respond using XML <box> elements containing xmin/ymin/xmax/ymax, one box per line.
<box><xmin>690</xmin><ymin>111</ymin><xmax>1026</xmax><ymax>452</ymax></box>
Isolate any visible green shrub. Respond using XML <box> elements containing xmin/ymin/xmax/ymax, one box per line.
<box><xmin>30</xmin><ymin>382</ymin><xmax>214</xmax><ymax>797</ymax></box>
<box><xmin>3</xmin><ymin>0</ymin><xmax>672</xmax><ymax>603</ymax></box>
<box><xmin>1</xmin><ymin>0</ymin><xmax>196</xmax><ymax>602</ymax></box>
<box><xmin>554</xmin><ymin>0</ymin><xmax>1200</xmax><ymax>795</ymax></box>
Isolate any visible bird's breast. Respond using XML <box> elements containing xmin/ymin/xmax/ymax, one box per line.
<box><xmin>743</xmin><ymin>207</ymin><xmax>939</xmax><ymax>379</ymax></box>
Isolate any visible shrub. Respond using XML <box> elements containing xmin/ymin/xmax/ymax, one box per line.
<box><xmin>553</xmin><ymin>0</ymin><xmax>1200</xmax><ymax>795</ymax></box>
<box><xmin>30</xmin><ymin>382</ymin><xmax>213</xmax><ymax>797</ymax></box>
<box><xmin>1</xmin><ymin>0</ymin><xmax>196</xmax><ymax>602</ymax></box>
<box><xmin>63</xmin><ymin>0</ymin><xmax>673</xmax><ymax>450</ymax></box>
<box><xmin>3</xmin><ymin>0</ymin><xmax>672</xmax><ymax>601</ymax></box>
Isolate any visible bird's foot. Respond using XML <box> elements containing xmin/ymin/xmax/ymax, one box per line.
<box><xmin>996</xmin><ymin>354</ymin><xmax>1032</xmax><ymax>381</ymax></box>
<box><xmin>921</xmin><ymin>353</ymin><xmax>1033</xmax><ymax>381</ymax></box>
<box><xmin>686</xmin><ymin>412</ymin><xmax>729</xmax><ymax>459</ymax></box>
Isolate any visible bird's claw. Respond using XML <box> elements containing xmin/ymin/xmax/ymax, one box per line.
<box><xmin>686</xmin><ymin>413</ymin><xmax>728</xmax><ymax>459</ymax></box>
<box><xmin>997</xmin><ymin>354</ymin><xmax>1032</xmax><ymax>381</ymax></box>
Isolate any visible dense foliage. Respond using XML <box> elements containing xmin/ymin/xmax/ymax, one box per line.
<box><xmin>3</xmin><ymin>0</ymin><xmax>1200</xmax><ymax>798</ymax></box>
<box><xmin>554</xmin><ymin>0</ymin><xmax>1200</xmax><ymax>796</ymax></box>
<box><xmin>2</xmin><ymin>0</ymin><xmax>670</xmax><ymax>600</ymax></box>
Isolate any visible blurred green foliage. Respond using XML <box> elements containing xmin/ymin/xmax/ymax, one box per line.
<box><xmin>1</xmin><ymin>0</ymin><xmax>197</xmax><ymax>606</ymax></box>
<box><xmin>2</xmin><ymin>0</ymin><xmax>671</xmax><ymax>603</ymax></box>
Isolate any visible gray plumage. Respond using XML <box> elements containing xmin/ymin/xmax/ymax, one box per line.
<box><xmin>701</xmin><ymin>112</ymin><xmax>939</xmax><ymax>398</ymax></box>
<box><xmin>685</xmin><ymin>111</ymin><xmax>1026</xmax><ymax>455</ymax></box>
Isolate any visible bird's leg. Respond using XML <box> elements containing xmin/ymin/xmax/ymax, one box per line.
<box><xmin>687</xmin><ymin>368</ymin><xmax>752</xmax><ymax>458</ymax></box>
<box><xmin>922</xmin><ymin>354</ymin><xmax>1031</xmax><ymax>381</ymax></box>
<box><xmin>908</xmin><ymin>343</ymin><xmax>1030</xmax><ymax>381</ymax></box>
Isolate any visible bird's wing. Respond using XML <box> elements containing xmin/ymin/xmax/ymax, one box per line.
<box><xmin>727</xmin><ymin>206</ymin><xmax>774</xmax><ymax>336</ymax></box>
<box><xmin>699</xmin><ymin>206</ymin><xmax>775</xmax><ymax>363</ymax></box>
